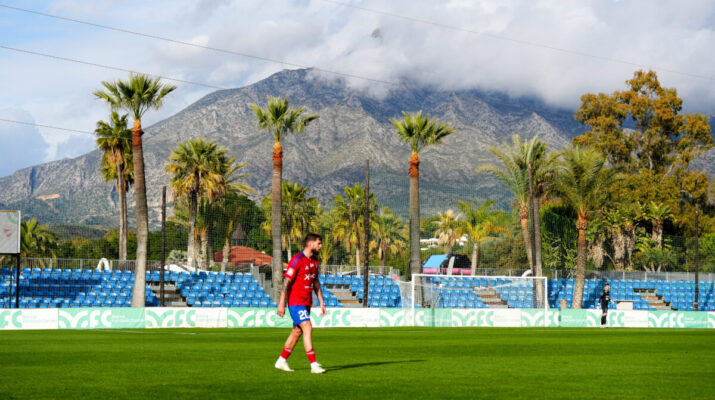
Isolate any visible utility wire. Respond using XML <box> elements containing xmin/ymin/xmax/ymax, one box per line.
<box><xmin>0</xmin><ymin>117</ymin><xmax>93</xmax><ymax>134</ymax></box>
<box><xmin>0</xmin><ymin>45</ymin><xmax>228</xmax><ymax>90</ymax></box>
<box><xmin>319</xmin><ymin>0</ymin><xmax>714</xmax><ymax>82</ymax></box>
<box><xmin>0</xmin><ymin>3</ymin><xmax>399</xmax><ymax>87</ymax></box>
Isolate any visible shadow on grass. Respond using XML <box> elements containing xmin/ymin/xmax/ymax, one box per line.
<box><xmin>326</xmin><ymin>359</ymin><xmax>425</xmax><ymax>371</ymax></box>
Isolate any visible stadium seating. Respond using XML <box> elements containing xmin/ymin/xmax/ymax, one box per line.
<box><xmin>0</xmin><ymin>268</ymin><xmax>276</xmax><ymax>309</ymax></box>
<box><xmin>1</xmin><ymin>266</ymin><xmax>713</xmax><ymax>311</ymax></box>
<box><xmin>172</xmin><ymin>271</ymin><xmax>276</xmax><ymax>308</ymax></box>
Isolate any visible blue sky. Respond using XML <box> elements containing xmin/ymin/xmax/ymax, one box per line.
<box><xmin>0</xmin><ymin>0</ymin><xmax>713</xmax><ymax>178</ymax></box>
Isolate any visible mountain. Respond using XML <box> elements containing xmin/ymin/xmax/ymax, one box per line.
<box><xmin>0</xmin><ymin>68</ymin><xmax>686</xmax><ymax>225</ymax></box>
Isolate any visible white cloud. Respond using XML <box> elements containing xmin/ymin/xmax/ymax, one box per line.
<box><xmin>0</xmin><ymin>109</ymin><xmax>49</xmax><ymax>177</ymax></box>
<box><xmin>0</xmin><ymin>0</ymin><xmax>713</xmax><ymax>177</ymax></box>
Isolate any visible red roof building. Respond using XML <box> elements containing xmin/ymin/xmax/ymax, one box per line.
<box><xmin>214</xmin><ymin>246</ymin><xmax>287</xmax><ymax>267</ymax></box>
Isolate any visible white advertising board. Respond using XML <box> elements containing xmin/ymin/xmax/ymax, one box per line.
<box><xmin>0</xmin><ymin>211</ymin><xmax>20</xmax><ymax>254</ymax></box>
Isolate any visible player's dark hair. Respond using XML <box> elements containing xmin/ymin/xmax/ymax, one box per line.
<box><xmin>304</xmin><ymin>233</ymin><xmax>322</xmax><ymax>246</ymax></box>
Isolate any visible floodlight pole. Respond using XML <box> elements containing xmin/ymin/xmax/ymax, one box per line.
<box><xmin>160</xmin><ymin>186</ymin><xmax>166</xmax><ymax>307</ymax></box>
<box><xmin>528</xmin><ymin>163</ymin><xmax>538</xmax><ymax>308</ymax></box>
<box><xmin>363</xmin><ymin>159</ymin><xmax>370</xmax><ymax>308</ymax></box>
<box><xmin>15</xmin><ymin>254</ymin><xmax>20</xmax><ymax>309</ymax></box>
<box><xmin>694</xmin><ymin>208</ymin><xmax>699</xmax><ymax>311</ymax></box>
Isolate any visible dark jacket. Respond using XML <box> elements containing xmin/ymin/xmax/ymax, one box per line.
<box><xmin>599</xmin><ymin>289</ymin><xmax>611</xmax><ymax>309</ymax></box>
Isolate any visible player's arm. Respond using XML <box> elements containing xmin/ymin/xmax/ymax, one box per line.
<box><xmin>277</xmin><ymin>274</ymin><xmax>295</xmax><ymax>317</ymax></box>
<box><xmin>314</xmin><ymin>276</ymin><xmax>326</xmax><ymax>316</ymax></box>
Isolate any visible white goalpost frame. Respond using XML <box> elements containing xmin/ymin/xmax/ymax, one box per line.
<box><xmin>409</xmin><ymin>274</ymin><xmax>549</xmax><ymax>327</ymax></box>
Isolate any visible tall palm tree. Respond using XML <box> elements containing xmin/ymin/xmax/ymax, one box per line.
<box><xmin>250</xmin><ymin>97</ymin><xmax>318</xmax><ymax>300</ymax></box>
<box><xmin>456</xmin><ymin>199</ymin><xmax>509</xmax><ymax>274</ymax></box>
<box><xmin>333</xmin><ymin>183</ymin><xmax>377</xmax><ymax>267</ymax></box>
<box><xmin>370</xmin><ymin>207</ymin><xmax>407</xmax><ymax>271</ymax></box>
<box><xmin>477</xmin><ymin>135</ymin><xmax>557</xmax><ymax>275</ymax></box>
<box><xmin>434</xmin><ymin>209</ymin><xmax>463</xmax><ymax>255</ymax></box>
<box><xmin>391</xmin><ymin>111</ymin><xmax>455</xmax><ymax>277</ymax></box>
<box><xmin>94</xmin><ymin>73</ymin><xmax>176</xmax><ymax>307</ymax></box>
<box><xmin>166</xmin><ymin>138</ymin><xmax>229</xmax><ymax>267</ymax></box>
<box><xmin>552</xmin><ymin>146</ymin><xmax>618</xmax><ymax>308</ymax></box>
<box><xmin>95</xmin><ymin>111</ymin><xmax>132</xmax><ymax>261</ymax></box>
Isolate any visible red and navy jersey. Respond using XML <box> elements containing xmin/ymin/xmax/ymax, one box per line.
<box><xmin>284</xmin><ymin>252</ymin><xmax>320</xmax><ymax>306</ymax></box>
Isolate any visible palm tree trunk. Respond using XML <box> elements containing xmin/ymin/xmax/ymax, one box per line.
<box><xmin>625</xmin><ymin>224</ymin><xmax>635</xmax><ymax>270</ymax></box>
<box><xmin>533</xmin><ymin>197</ymin><xmax>545</xmax><ymax>308</ymax></box>
<box><xmin>271</xmin><ymin>141</ymin><xmax>283</xmax><ymax>301</ymax></box>
<box><xmin>573</xmin><ymin>214</ymin><xmax>588</xmax><ymax>310</ymax></box>
<box><xmin>130</xmin><ymin>119</ymin><xmax>147</xmax><ymax>307</ymax></box>
<box><xmin>207</xmin><ymin>221</ymin><xmax>215</xmax><ymax>267</ymax></box>
<box><xmin>612</xmin><ymin>228</ymin><xmax>625</xmax><ymax>271</ymax></box>
<box><xmin>221</xmin><ymin>237</ymin><xmax>230</xmax><ymax>273</ymax></box>
<box><xmin>201</xmin><ymin>230</ymin><xmax>209</xmax><ymax>269</ymax></box>
<box><xmin>533</xmin><ymin>197</ymin><xmax>543</xmax><ymax>276</ymax></box>
<box><xmin>379</xmin><ymin>249</ymin><xmax>386</xmax><ymax>275</ymax></box>
<box><xmin>475</xmin><ymin>243</ymin><xmax>481</xmax><ymax>270</ymax></box>
<box><xmin>116</xmin><ymin>161</ymin><xmax>128</xmax><ymax>262</ymax></box>
<box><xmin>470</xmin><ymin>242</ymin><xmax>477</xmax><ymax>275</ymax></box>
<box><xmin>408</xmin><ymin>151</ymin><xmax>421</xmax><ymax>277</ymax></box>
<box><xmin>355</xmin><ymin>246</ymin><xmax>360</xmax><ymax>267</ymax></box>
<box><xmin>519</xmin><ymin>202</ymin><xmax>533</xmax><ymax>268</ymax></box>
<box><xmin>653</xmin><ymin>223</ymin><xmax>663</xmax><ymax>249</ymax></box>
<box><xmin>286</xmin><ymin>235</ymin><xmax>292</xmax><ymax>262</ymax></box>
<box><xmin>187</xmin><ymin>190</ymin><xmax>198</xmax><ymax>268</ymax></box>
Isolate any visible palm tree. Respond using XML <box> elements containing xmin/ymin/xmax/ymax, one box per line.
<box><xmin>333</xmin><ymin>183</ymin><xmax>377</xmax><ymax>267</ymax></box>
<box><xmin>250</xmin><ymin>97</ymin><xmax>318</xmax><ymax>300</ymax></box>
<box><xmin>95</xmin><ymin>111</ymin><xmax>132</xmax><ymax>261</ymax></box>
<box><xmin>94</xmin><ymin>73</ymin><xmax>176</xmax><ymax>307</ymax></box>
<box><xmin>456</xmin><ymin>199</ymin><xmax>509</xmax><ymax>274</ymax></box>
<box><xmin>318</xmin><ymin>233</ymin><xmax>335</xmax><ymax>274</ymax></box>
<box><xmin>260</xmin><ymin>181</ymin><xmax>320</xmax><ymax>262</ymax></box>
<box><xmin>215</xmin><ymin>163</ymin><xmax>255</xmax><ymax>272</ymax></box>
<box><xmin>646</xmin><ymin>202</ymin><xmax>673</xmax><ymax>249</ymax></box>
<box><xmin>477</xmin><ymin>135</ymin><xmax>557</xmax><ymax>275</ymax></box>
<box><xmin>20</xmin><ymin>219</ymin><xmax>59</xmax><ymax>259</ymax></box>
<box><xmin>218</xmin><ymin>194</ymin><xmax>251</xmax><ymax>272</ymax></box>
<box><xmin>434</xmin><ymin>209</ymin><xmax>463</xmax><ymax>255</ymax></box>
<box><xmin>370</xmin><ymin>207</ymin><xmax>407</xmax><ymax>272</ymax></box>
<box><xmin>391</xmin><ymin>111</ymin><xmax>455</xmax><ymax>277</ymax></box>
<box><xmin>166</xmin><ymin>138</ymin><xmax>228</xmax><ymax>268</ymax></box>
<box><xmin>552</xmin><ymin>146</ymin><xmax>618</xmax><ymax>309</ymax></box>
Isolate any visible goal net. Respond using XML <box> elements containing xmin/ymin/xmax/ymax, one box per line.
<box><xmin>405</xmin><ymin>274</ymin><xmax>548</xmax><ymax>319</ymax></box>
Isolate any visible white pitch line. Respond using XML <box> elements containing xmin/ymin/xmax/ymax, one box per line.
<box><xmin>93</xmin><ymin>329</ymin><xmax>197</xmax><ymax>335</ymax></box>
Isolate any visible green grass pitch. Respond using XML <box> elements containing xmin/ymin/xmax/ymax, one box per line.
<box><xmin>1</xmin><ymin>327</ymin><xmax>713</xmax><ymax>399</ymax></box>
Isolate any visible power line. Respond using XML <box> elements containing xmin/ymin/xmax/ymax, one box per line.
<box><xmin>0</xmin><ymin>3</ymin><xmax>399</xmax><ymax>87</ymax></box>
<box><xmin>0</xmin><ymin>45</ymin><xmax>228</xmax><ymax>90</ymax></box>
<box><xmin>319</xmin><ymin>0</ymin><xmax>714</xmax><ymax>82</ymax></box>
<box><xmin>0</xmin><ymin>117</ymin><xmax>93</xmax><ymax>134</ymax></box>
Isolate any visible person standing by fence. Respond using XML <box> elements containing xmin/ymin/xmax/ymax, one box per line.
<box><xmin>600</xmin><ymin>282</ymin><xmax>611</xmax><ymax>328</ymax></box>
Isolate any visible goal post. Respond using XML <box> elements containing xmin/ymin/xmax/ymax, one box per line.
<box><xmin>405</xmin><ymin>274</ymin><xmax>549</xmax><ymax>327</ymax></box>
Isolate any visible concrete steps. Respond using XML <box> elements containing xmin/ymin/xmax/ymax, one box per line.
<box><xmin>148</xmin><ymin>282</ymin><xmax>186</xmax><ymax>307</ymax></box>
<box><xmin>326</xmin><ymin>285</ymin><xmax>362</xmax><ymax>308</ymax></box>
<box><xmin>635</xmin><ymin>288</ymin><xmax>671</xmax><ymax>310</ymax></box>
<box><xmin>475</xmin><ymin>288</ymin><xmax>509</xmax><ymax>308</ymax></box>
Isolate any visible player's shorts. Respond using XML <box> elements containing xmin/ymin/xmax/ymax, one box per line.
<box><xmin>288</xmin><ymin>305</ymin><xmax>311</xmax><ymax>326</ymax></box>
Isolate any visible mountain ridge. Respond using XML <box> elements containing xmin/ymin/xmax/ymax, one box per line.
<box><xmin>0</xmin><ymin>69</ymin><xmax>710</xmax><ymax>224</ymax></box>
